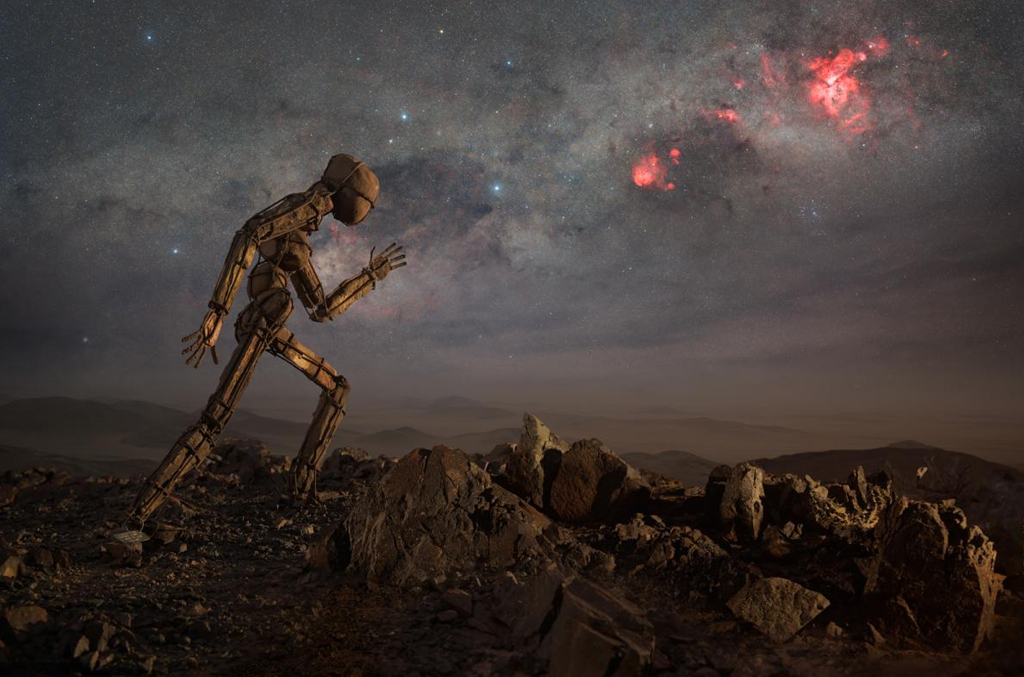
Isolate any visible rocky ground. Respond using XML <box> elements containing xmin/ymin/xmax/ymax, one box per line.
<box><xmin>1</xmin><ymin>418</ymin><xmax>1022</xmax><ymax>676</ymax></box>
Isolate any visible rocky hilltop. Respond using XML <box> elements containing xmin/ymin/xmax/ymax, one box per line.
<box><xmin>1</xmin><ymin>417</ymin><xmax>1022</xmax><ymax>676</ymax></box>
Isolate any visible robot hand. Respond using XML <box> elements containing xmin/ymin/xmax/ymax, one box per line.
<box><xmin>181</xmin><ymin>309</ymin><xmax>224</xmax><ymax>368</ymax></box>
<box><xmin>365</xmin><ymin>242</ymin><xmax>407</xmax><ymax>283</ymax></box>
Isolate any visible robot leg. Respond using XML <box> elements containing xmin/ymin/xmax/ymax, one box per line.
<box><xmin>268</xmin><ymin>326</ymin><xmax>350</xmax><ymax>500</ymax></box>
<box><xmin>129</xmin><ymin>290</ymin><xmax>293</xmax><ymax>524</ymax></box>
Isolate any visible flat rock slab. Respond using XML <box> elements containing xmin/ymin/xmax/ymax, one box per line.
<box><xmin>727</xmin><ymin>577</ymin><xmax>829</xmax><ymax>643</ymax></box>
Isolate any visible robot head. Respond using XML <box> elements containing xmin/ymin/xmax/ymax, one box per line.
<box><xmin>322</xmin><ymin>153</ymin><xmax>380</xmax><ymax>226</ymax></box>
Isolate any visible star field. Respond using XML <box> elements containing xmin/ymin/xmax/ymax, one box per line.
<box><xmin>0</xmin><ymin>0</ymin><xmax>1022</xmax><ymax>418</ymax></box>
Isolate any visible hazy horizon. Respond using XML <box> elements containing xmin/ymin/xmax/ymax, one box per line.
<box><xmin>2</xmin><ymin>389</ymin><xmax>1020</xmax><ymax>467</ymax></box>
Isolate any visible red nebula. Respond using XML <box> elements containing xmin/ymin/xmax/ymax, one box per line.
<box><xmin>760</xmin><ymin>52</ymin><xmax>784</xmax><ymax>90</ymax></box>
<box><xmin>906</xmin><ymin>35</ymin><xmax>921</xmax><ymax>48</ymax></box>
<box><xmin>714</xmin><ymin>108</ymin><xmax>740</xmax><ymax>124</ymax></box>
<box><xmin>808</xmin><ymin>48</ymin><xmax>872</xmax><ymax>134</ymax></box>
<box><xmin>733</xmin><ymin>78</ymin><xmax>746</xmax><ymax>90</ymax></box>
<box><xmin>669</xmin><ymin>147</ymin><xmax>681</xmax><ymax>165</ymax></box>
<box><xmin>865</xmin><ymin>36</ymin><xmax>889</xmax><ymax>56</ymax></box>
<box><xmin>632</xmin><ymin>151</ymin><xmax>675</xmax><ymax>191</ymax></box>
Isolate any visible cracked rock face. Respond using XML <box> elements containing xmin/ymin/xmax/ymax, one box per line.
<box><xmin>864</xmin><ymin>498</ymin><xmax>1001</xmax><ymax>652</ymax></box>
<box><xmin>338</xmin><ymin>445</ymin><xmax>560</xmax><ymax>587</ymax></box>
<box><xmin>727</xmin><ymin>577</ymin><xmax>830</xmax><ymax>643</ymax></box>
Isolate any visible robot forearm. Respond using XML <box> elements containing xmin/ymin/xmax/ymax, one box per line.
<box><xmin>310</xmin><ymin>268</ymin><xmax>380</xmax><ymax>322</ymax></box>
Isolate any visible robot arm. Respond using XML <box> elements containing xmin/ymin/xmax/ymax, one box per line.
<box><xmin>208</xmin><ymin>183</ymin><xmax>334</xmax><ymax>316</ymax></box>
<box><xmin>309</xmin><ymin>242</ymin><xmax>406</xmax><ymax>322</ymax></box>
<box><xmin>291</xmin><ymin>260</ymin><xmax>327</xmax><ymax>319</ymax></box>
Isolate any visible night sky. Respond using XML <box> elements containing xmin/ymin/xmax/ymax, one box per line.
<box><xmin>1</xmin><ymin>0</ymin><xmax>1022</xmax><ymax>421</ymax></box>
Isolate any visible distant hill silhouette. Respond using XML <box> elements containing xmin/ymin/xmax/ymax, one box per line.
<box><xmin>0</xmin><ymin>442</ymin><xmax>156</xmax><ymax>476</ymax></box>
<box><xmin>621</xmin><ymin>449</ymin><xmax>719</xmax><ymax>487</ymax></box>
<box><xmin>751</xmin><ymin>442</ymin><xmax>1023</xmax><ymax>489</ymax></box>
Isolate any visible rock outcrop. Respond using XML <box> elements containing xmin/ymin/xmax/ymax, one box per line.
<box><xmin>501</xmin><ymin>415</ymin><xmax>651</xmax><ymax>524</ymax></box>
<box><xmin>502</xmin><ymin>413</ymin><xmax>570</xmax><ymax>507</ymax></box>
<box><xmin>718</xmin><ymin>462</ymin><xmax>765</xmax><ymax>540</ymax></box>
<box><xmin>610</xmin><ymin>513</ymin><xmax>748</xmax><ymax>602</ymax></box>
<box><xmin>864</xmin><ymin>498</ymin><xmax>1001</xmax><ymax>652</ymax></box>
<box><xmin>337</xmin><ymin>445</ymin><xmax>564</xmax><ymax>587</ymax></box>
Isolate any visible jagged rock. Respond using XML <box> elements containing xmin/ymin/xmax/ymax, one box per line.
<box><xmin>204</xmin><ymin>439</ymin><xmax>290</xmax><ymax>485</ymax></box>
<box><xmin>338</xmin><ymin>445</ymin><xmax>563</xmax><ymax>587</ymax></box>
<box><xmin>547</xmin><ymin>439</ymin><xmax>651</xmax><ymax>524</ymax></box>
<box><xmin>611</xmin><ymin>514</ymin><xmax>748</xmax><ymax>602</ymax></box>
<box><xmin>493</xmin><ymin>567</ymin><xmax>655</xmax><ymax>676</ymax></box>
<box><xmin>719</xmin><ymin>463</ymin><xmax>765</xmax><ymax>540</ymax></box>
<box><xmin>503</xmin><ymin>413</ymin><xmax>570</xmax><ymax>507</ymax></box>
<box><xmin>0</xmin><ymin>484</ymin><xmax>17</xmax><ymax>507</ymax></box>
<box><xmin>864</xmin><ymin>498</ymin><xmax>1000</xmax><ymax>652</ymax></box>
<box><xmin>727</xmin><ymin>577</ymin><xmax>830</xmax><ymax>643</ymax></box>
<box><xmin>758</xmin><ymin>470</ymin><xmax>893</xmax><ymax>543</ymax></box>
<box><xmin>2</xmin><ymin>605</ymin><xmax>48</xmax><ymax>641</ymax></box>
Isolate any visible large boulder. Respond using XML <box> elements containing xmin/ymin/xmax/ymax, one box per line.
<box><xmin>863</xmin><ymin>498</ymin><xmax>1001</xmax><ymax>652</ymax></box>
<box><xmin>547</xmin><ymin>439</ymin><xmax>652</xmax><ymax>524</ymax></box>
<box><xmin>503</xmin><ymin>413</ymin><xmax>570</xmax><ymax>507</ymax></box>
<box><xmin>337</xmin><ymin>446</ymin><xmax>563</xmax><ymax>587</ymax></box>
<box><xmin>727</xmin><ymin>577</ymin><xmax>830</xmax><ymax>643</ymax></box>
<box><xmin>719</xmin><ymin>463</ymin><xmax>765</xmax><ymax>540</ymax></box>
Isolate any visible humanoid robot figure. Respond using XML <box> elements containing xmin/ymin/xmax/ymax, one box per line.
<box><xmin>127</xmin><ymin>153</ymin><xmax>404</xmax><ymax>528</ymax></box>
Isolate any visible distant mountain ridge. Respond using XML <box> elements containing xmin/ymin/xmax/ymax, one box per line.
<box><xmin>621</xmin><ymin>449</ymin><xmax>719</xmax><ymax>487</ymax></box>
<box><xmin>750</xmin><ymin>442</ymin><xmax>1024</xmax><ymax>487</ymax></box>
